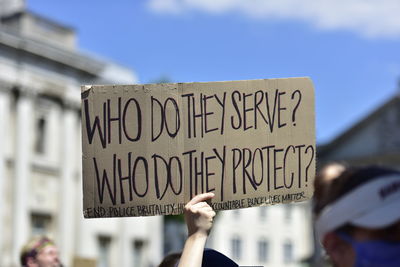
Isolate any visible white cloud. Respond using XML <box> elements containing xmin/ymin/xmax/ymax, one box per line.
<box><xmin>147</xmin><ymin>0</ymin><xmax>400</xmax><ymax>38</ymax></box>
<box><xmin>148</xmin><ymin>0</ymin><xmax>183</xmax><ymax>14</ymax></box>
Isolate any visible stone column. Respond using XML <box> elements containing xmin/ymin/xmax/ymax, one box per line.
<box><xmin>58</xmin><ymin>100</ymin><xmax>78</xmax><ymax>266</ymax></box>
<box><xmin>119</xmin><ymin>219</ymin><xmax>130</xmax><ymax>267</ymax></box>
<box><xmin>0</xmin><ymin>83</ymin><xmax>11</xmax><ymax>264</ymax></box>
<box><xmin>148</xmin><ymin>217</ymin><xmax>163</xmax><ymax>266</ymax></box>
<box><xmin>12</xmin><ymin>87</ymin><xmax>34</xmax><ymax>266</ymax></box>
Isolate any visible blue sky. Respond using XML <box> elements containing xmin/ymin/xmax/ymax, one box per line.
<box><xmin>27</xmin><ymin>0</ymin><xmax>400</xmax><ymax>144</ymax></box>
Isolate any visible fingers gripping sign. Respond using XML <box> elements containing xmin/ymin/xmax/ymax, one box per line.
<box><xmin>184</xmin><ymin>192</ymin><xmax>216</xmax><ymax>237</ymax></box>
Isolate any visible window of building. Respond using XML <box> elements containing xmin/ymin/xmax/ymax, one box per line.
<box><xmin>34</xmin><ymin>116</ymin><xmax>47</xmax><ymax>154</ymax></box>
<box><xmin>31</xmin><ymin>213</ymin><xmax>51</xmax><ymax>236</ymax></box>
<box><xmin>259</xmin><ymin>206</ymin><xmax>267</xmax><ymax>220</ymax></box>
<box><xmin>283</xmin><ymin>241</ymin><xmax>293</xmax><ymax>264</ymax></box>
<box><xmin>34</xmin><ymin>97</ymin><xmax>56</xmax><ymax>157</ymax></box>
<box><xmin>258</xmin><ymin>239</ymin><xmax>269</xmax><ymax>263</ymax></box>
<box><xmin>231</xmin><ymin>236</ymin><xmax>242</xmax><ymax>260</ymax></box>
<box><xmin>98</xmin><ymin>236</ymin><xmax>111</xmax><ymax>267</ymax></box>
<box><xmin>132</xmin><ymin>239</ymin><xmax>145</xmax><ymax>267</ymax></box>
<box><xmin>284</xmin><ymin>204</ymin><xmax>293</xmax><ymax>222</ymax></box>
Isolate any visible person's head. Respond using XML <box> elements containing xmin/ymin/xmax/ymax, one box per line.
<box><xmin>314</xmin><ymin>165</ymin><xmax>400</xmax><ymax>267</ymax></box>
<box><xmin>313</xmin><ymin>162</ymin><xmax>346</xmax><ymax>214</ymax></box>
<box><xmin>20</xmin><ymin>236</ymin><xmax>61</xmax><ymax>267</ymax></box>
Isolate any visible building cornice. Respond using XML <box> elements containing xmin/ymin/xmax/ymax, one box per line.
<box><xmin>0</xmin><ymin>80</ymin><xmax>38</xmax><ymax>97</ymax></box>
<box><xmin>0</xmin><ymin>78</ymin><xmax>82</xmax><ymax>111</ymax></box>
<box><xmin>0</xmin><ymin>29</ymin><xmax>104</xmax><ymax>75</ymax></box>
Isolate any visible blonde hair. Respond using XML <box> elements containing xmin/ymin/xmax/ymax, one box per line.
<box><xmin>313</xmin><ymin>162</ymin><xmax>346</xmax><ymax>215</ymax></box>
<box><xmin>20</xmin><ymin>236</ymin><xmax>56</xmax><ymax>265</ymax></box>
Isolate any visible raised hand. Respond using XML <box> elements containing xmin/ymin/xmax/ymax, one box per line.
<box><xmin>178</xmin><ymin>193</ymin><xmax>216</xmax><ymax>267</ymax></box>
<box><xmin>184</xmin><ymin>192</ymin><xmax>216</xmax><ymax>237</ymax></box>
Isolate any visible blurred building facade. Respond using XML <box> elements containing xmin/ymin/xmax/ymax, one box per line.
<box><xmin>0</xmin><ymin>1</ymin><xmax>162</xmax><ymax>266</ymax></box>
<box><xmin>209</xmin><ymin>204</ymin><xmax>313</xmax><ymax>267</ymax></box>
<box><xmin>163</xmin><ymin>203</ymin><xmax>314</xmax><ymax>267</ymax></box>
<box><xmin>319</xmin><ymin>93</ymin><xmax>400</xmax><ymax>168</ymax></box>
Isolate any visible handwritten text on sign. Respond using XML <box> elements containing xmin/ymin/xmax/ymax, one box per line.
<box><xmin>81</xmin><ymin>78</ymin><xmax>315</xmax><ymax>218</ymax></box>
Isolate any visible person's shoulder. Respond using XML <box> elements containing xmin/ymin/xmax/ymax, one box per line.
<box><xmin>202</xmin><ymin>249</ymin><xmax>238</xmax><ymax>267</ymax></box>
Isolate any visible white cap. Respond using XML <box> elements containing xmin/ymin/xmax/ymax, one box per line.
<box><xmin>315</xmin><ymin>174</ymin><xmax>400</xmax><ymax>243</ymax></box>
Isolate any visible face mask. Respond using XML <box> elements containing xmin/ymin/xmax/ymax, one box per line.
<box><xmin>338</xmin><ymin>232</ymin><xmax>400</xmax><ymax>267</ymax></box>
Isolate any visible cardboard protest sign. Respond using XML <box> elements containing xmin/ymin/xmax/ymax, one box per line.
<box><xmin>81</xmin><ymin>78</ymin><xmax>315</xmax><ymax>218</ymax></box>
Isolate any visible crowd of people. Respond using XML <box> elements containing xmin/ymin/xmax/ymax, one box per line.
<box><xmin>19</xmin><ymin>163</ymin><xmax>400</xmax><ymax>267</ymax></box>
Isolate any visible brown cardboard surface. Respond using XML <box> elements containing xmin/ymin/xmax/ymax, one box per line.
<box><xmin>81</xmin><ymin>78</ymin><xmax>315</xmax><ymax>218</ymax></box>
<box><xmin>73</xmin><ymin>257</ymin><xmax>97</xmax><ymax>267</ymax></box>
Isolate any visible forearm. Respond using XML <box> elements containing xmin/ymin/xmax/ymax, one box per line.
<box><xmin>179</xmin><ymin>193</ymin><xmax>215</xmax><ymax>267</ymax></box>
<box><xmin>178</xmin><ymin>232</ymin><xmax>208</xmax><ymax>267</ymax></box>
